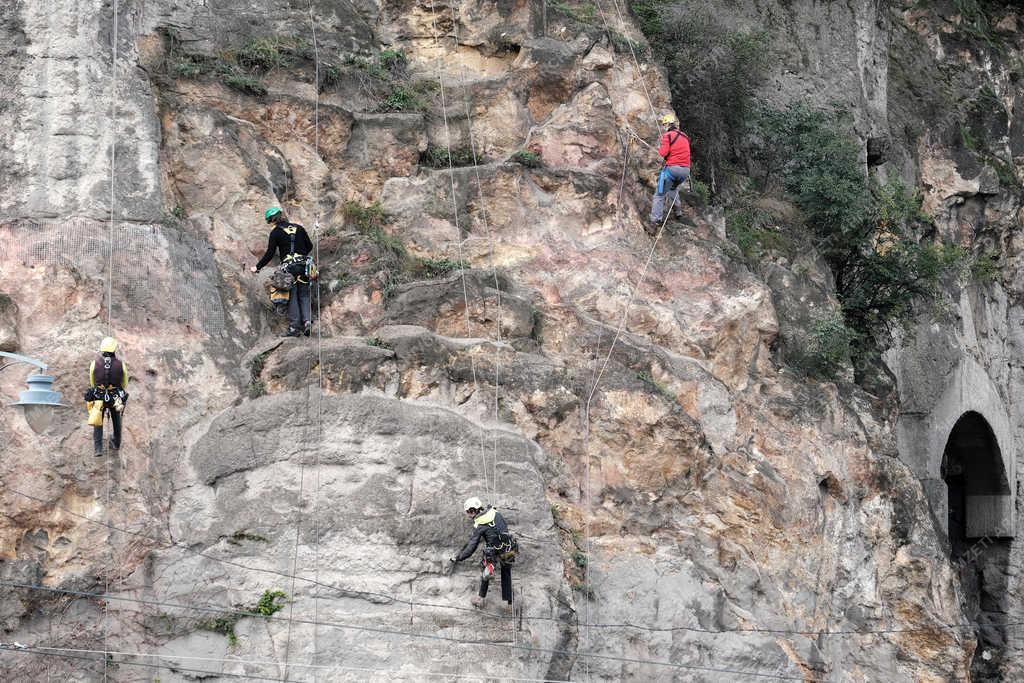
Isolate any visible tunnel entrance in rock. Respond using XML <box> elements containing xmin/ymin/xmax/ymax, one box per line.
<box><xmin>940</xmin><ymin>411</ymin><xmax>1011</xmax><ymax>681</ymax></box>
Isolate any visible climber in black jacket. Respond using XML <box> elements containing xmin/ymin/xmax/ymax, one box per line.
<box><xmin>250</xmin><ymin>207</ymin><xmax>315</xmax><ymax>337</ymax></box>
<box><xmin>449</xmin><ymin>497</ymin><xmax>518</xmax><ymax>608</ymax></box>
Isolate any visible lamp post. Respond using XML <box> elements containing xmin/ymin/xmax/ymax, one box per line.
<box><xmin>0</xmin><ymin>352</ymin><xmax>65</xmax><ymax>433</ymax></box>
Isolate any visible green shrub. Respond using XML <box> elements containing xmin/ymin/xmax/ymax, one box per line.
<box><xmin>550</xmin><ymin>0</ymin><xmax>597</xmax><ymax>24</ymax></box>
<box><xmin>510</xmin><ymin>150</ymin><xmax>542</xmax><ymax>168</ymax></box>
<box><xmin>343</xmin><ymin>201</ymin><xmax>388</xmax><ymax>233</ymax></box>
<box><xmin>254</xmin><ymin>590</ymin><xmax>287</xmax><ymax>617</ymax></box>
<box><xmin>799</xmin><ymin>312</ymin><xmax>857</xmax><ymax>378</ymax></box>
<box><xmin>236</xmin><ymin>37</ymin><xmax>310</xmax><ymax>71</ymax></box>
<box><xmin>376</xmin><ymin>86</ymin><xmax>427</xmax><ymax>113</ymax></box>
<box><xmin>725</xmin><ymin>205</ymin><xmax>789</xmax><ymax>261</ymax></box>
<box><xmin>971</xmin><ymin>254</ymin><xmax>1000</xmax><ymax>283</ymax></box>
<box><xmin>416</xmin><ymin>257</ymin><xmax>467</xmax><ymax>278</ymax></box>
<box><xmin>420</xmin><ymin>145</ymin><xmax>477</xmax><ymax>168</ymax></box>
<box><xmin>378</xmin><ymin>49</ymin><xmax>408</xmax><ymax>74</ymax></box>
<box><xmin>220</xmin><ymin>71</ymin><xmax>268</xmax><ymax>96</ymax></box>
<box><xmin>319</xmin><ymin>64</ymin><xmax>343</xmax><ymax>91</ymax></box>
<box><xmin>172</xmin><ymin>54</ymin><xmax>208</xmax><ymax>78</ymax></box>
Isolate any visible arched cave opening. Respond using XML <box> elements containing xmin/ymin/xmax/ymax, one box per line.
<box><xmin>940</xmin><ymin>411</ymin><xmax>1012</xmax><ymax>681</ymax></box>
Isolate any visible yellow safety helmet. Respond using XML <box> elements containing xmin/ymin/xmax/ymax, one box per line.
<box><xmin>464</xmin><ymin>496</ymin><xmax>484</xmax><ymax>513</ymax></box>
<box><xmin>659</xmin><ymin>113</ymin><xmax>678</xmax><ymax>126</ymax></box>
<box><xmin>99</xmin><ymin>337</ymin><xmax>118</xmax><ymax>354</ymax></box>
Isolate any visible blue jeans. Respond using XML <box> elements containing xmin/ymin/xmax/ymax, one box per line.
<box><xmin>650</xmin><ymin>166</ymin><xmax>690</xmax><ymax>222</ymax></box>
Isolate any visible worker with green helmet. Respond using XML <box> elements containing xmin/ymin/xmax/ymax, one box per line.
<box><xmin>650</xmin><ymin>112</ymin><xmax>690</xmax><ymax>229</ymax></box>
<box><xmin>87</xmin><ymin>336</ymin><xmax>129</xmax><ymax>457</ymax></box>
<box><xmin>251</xmin><ymin>207</ymin><xmax>315</xmax><ymax>337</ymax></box>
<box><xmin>448</xmin><ymin>496</ymin><xmax>518</xmax><ymax>608</ymax></box>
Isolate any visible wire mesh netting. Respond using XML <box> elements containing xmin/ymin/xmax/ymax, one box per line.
<box><xmin>0</xmin><ymin>217</ymin><xmax>226</xmax><ymax>334</ymax></box>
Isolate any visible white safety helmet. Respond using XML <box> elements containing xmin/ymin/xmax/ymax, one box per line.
<box><xmin>463</xmin><ymin>496</ymin><xmax>484</xmax><ymax>513</ymax></box>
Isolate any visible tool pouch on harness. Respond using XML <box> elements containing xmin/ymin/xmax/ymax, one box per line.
<box><xmin>87</xmin><ymin>400</ymin><xmax>103</xmax><ymax>426</ymax></box>
<box><xmin>266</xmin><ymin>267</ymin><xmax>294</xmax><ymax>314</ymax></box>
<box><xmin>491</xmin><ymin>532</ymin><xmax>519</xmax><ymax>565</ymax></box>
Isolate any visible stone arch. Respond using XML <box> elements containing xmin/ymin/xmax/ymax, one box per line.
<box><xmin>896</xmin><ymin>356</ymin><xmax>1015</xmax><ymax>539</ymax></box>
<box><xmin>941</xmin><ymin>411</ymin><xmax>1012</xmax><ymax>547</ymax></box>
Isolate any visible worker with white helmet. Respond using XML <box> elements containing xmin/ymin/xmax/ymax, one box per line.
<box><xmin>448</xmin><ymin>496</ymin><xmax>518</xmax><ymax>608</ymax></box>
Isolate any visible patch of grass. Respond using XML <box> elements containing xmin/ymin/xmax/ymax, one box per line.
<box><xmin>198</xmin><ymin>615</ymin><xmax>241</xmax><ymax>647</ymax></box>
<box><xmin>172</xmin><ymin>205</ymin><xmax>187</xmax><ymax>220</ymax></box>
<box><xmin>378</xmin><ymin>49</ymin><xmax>408</xmax><ymax>73</ymax></box>
<box><xmin>366</xmin><ymin>336</ymin><xmax>390</xmax><ymax>349</ymax></box>
<box><xmin>320</xmin><ymin>63</ymin><xmax>343</xmax><ymax>90</ymax></box>
<box><xmin>197</xmin><ymin>590</ymin><xmax>288</xmax><ymax>646</ymax></box>
<box><xmin>172</xmin><ymin>53</ymin><xmax>209</xmax><ymax>79</ymax></box>
<box><xmin>343</xmin><ymin>200</ymin><xmax>388</xmax><ymax>233</ymax></box>
<box><xmin>415</xmin><ymin>257</ymin><xmax>467</xmax><ymax>278</ymax></box>
<box><xmin>420</xmin><ymin>145</ymin><xmax>478</xmax><ymax>168</ymax></box>
<box><xmin>971</xmin><ymin>254</ymin><xmax>1000</xmax><ymax>283</ymax></box>
<box><xmin>376</xmin><ymin>85</ymin><xmax>428</xmax><ymax>113</ymax></box>
<box><xmin>220</xmin><ymin>70</ymin><xmax>267</xmax><ymax>96</ymax></box>
<box><xmin>236</xmin><ymin>37</ymin><xmax>310</xmax><ymax>72</ymax></box>
<box><xmin>253</xmin><ymin>590</ymin><xmax>288</xmax><ymax>617</ymax></box>
<box><xmin>572</xmin><ymin>551</ymin><xmax>588</xmax><ymax>569</ymax></box>
<box><xmin>794</xmin><ymin>312</ymin><xmax>857</xmax><ymax>379</ymax></box>
<box><xmin>510</xmin><ymin>150</ymin><xmax>542</xmax><ymax>168</ymax></box>
<box><xmin>550</xmin><ymin>0</ymin><xmax>597</xmax><ymax>24</ymax></box>
<box><xmin>726</xmin><ymin>205</ymin><xmax>790</xmax><ymax>261</ymax></box>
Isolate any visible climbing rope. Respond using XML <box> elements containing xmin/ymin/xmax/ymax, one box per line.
<box><xmin>447</xmin><ymin>2</ymin><xmax>506</xmax><ymax>503</ymax></box>
<box><xmin>102</xmin><ymin>1</ymin><xmax>120</xmax><ymax>680</ymax></box>
<box><xmin>426</xmin><ymin>0</ymin><xmax>494</xmax><ymax>504</ymax></box>
<box><xmin>282</xmin><ymin>4</ymin><xmax>327</xmax><ymax>680</ymax></box>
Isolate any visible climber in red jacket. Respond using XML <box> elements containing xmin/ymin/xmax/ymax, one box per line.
<box><xmin>650</xmin><ymin>113</ymin><xmax>691</xmax><ymax>228</ymax></box>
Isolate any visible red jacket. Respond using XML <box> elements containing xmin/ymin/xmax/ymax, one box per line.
<box><xmin>658</xmin><ymin>130</ymin><xmax>690</xmax><ymax>167</ymax></box>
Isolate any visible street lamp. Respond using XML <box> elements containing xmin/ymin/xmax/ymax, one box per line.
<box><xmin>1</xmin><ymin>352</ymin><xmax>65</xmax><ymax>433</ymax></box>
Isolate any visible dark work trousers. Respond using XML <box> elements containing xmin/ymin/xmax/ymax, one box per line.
<box><xmin>93</xmin><ymin>404</ymin><xmax>123</xmax><ymax>453</ymax></box>
<box><xmin>288</xmin><ymin>280</ymin><xmax>312</xmax><ymax>331</ymax></box>
<box><xmin>479</xmin><ymin>557</ymin><xmax>513</xmax><ymax>603</ymax></box>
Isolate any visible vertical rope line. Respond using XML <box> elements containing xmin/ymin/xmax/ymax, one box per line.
<box><xmin>426</xmin><ymin>0</ymin><xmax>490</xmax><ymax>498</ymax></box>
<box><xmin>305</xmin><ymin>1</ymin><xmax>324</xmax><ymax>677</ymax></box>
<box><xmin>596</xmin><ymin>0</ymin><xmax>658</xmax><ymax>126</ymax></box>
<box><xmin>106</xmin><ymin>0</ymin><xmax>118</xmax><ymax>330</ymax></box>
<box><xmin>447</xmin><ymin>1</ymin><xmax>501</xmax><ymax>504</ymax></box>
<box><xmin>102</xmin><ymin>2</ymin><xmax>119</xmax><ymax>681</ymax></box>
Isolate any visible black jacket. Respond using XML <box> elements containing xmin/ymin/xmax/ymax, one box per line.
<box><xmin>455</xmin><ymin>507</ymin><xmax>509</xmax><ymax>561</ymax></box>
<box><xmin>255</xmin><ymin>222</ymin><xmax>313</xmax><ymax>271</ymax></box>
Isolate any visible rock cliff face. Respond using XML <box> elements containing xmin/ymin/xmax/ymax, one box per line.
<box><xmin>0</xmin><ymin>0</ymin><xmax>1021</xmax><ymax>681</ymax></box>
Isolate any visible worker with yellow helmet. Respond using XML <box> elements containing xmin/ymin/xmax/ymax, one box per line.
<box><xmin>650</xmin><ymin>112</ymin><xmax>691</xmax><ymax>229</ymax></box>
<box><xmin>87</xmin><ymin>336</ymin><xmax>129</xmax><ymax>456</ymax></box>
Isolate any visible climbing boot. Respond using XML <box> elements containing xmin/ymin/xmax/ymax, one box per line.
<box><xmin>94</xmin><ymin>447</ymin><xmax>104</xmax><ymax>457</ymax></box>
<box><xmin>303</xmin><ymin>322</ymin><xmax>312</xmax><ymax>337</ymax></box>
<box><xmin>470</xmin><ymin>595</ymin><xmax>485</xmax><ymax>608</ymax></box>
<box><xmin>108</xmin><ymin>439</ymin><xmax>119</xmax><ymax>452</ymax></box>
<box><xmin>282</xmin><ymin>328</ymin><xmax>301</xmax><ymax>338</ymax></box>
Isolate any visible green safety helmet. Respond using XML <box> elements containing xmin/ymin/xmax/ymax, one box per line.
<box><xmin>264</xmin><ymin>207</ymin><xmax>282</xmax><ymax>222</ymax></box>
